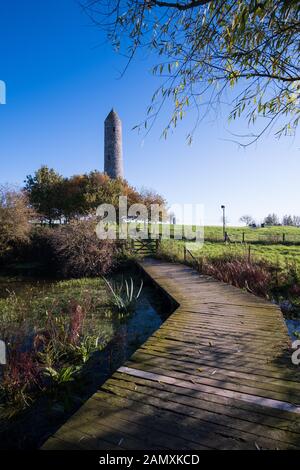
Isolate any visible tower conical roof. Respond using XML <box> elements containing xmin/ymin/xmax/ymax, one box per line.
<box><xmin>105</xmin><ymin>108</ymin><xmax>121</xmax><ymax>122</ymax></box>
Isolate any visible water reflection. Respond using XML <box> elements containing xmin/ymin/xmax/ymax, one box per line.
<box><xmin>286</xmin><ymin>319</ymin><xmax>300</xmax><ymax>341</ymax></box>
<box><xmin>81</xmin><ymin>282</ymin><xmax>173</xmax><ymax>392</ymax></box>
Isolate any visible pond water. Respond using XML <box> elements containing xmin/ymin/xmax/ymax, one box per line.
<box><xmin>86</xmin><ymin>276</ymin><xmax>174</xmax><ymax>384</ymax></box>
<box><xmin>0</xmin><ymin>265</ymin><xmax>175</xmax><ymax>449</ymax></box>
<box><xmin>285</xmin><ymin>319</ymin><xmax>300</xmax><ymax>341</ymax></box>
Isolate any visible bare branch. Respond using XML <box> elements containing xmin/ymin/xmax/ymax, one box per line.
<box><xmin>148</xmin><ymin>0</ymin><xmax>211</xmax><ymax>10</ymax></box>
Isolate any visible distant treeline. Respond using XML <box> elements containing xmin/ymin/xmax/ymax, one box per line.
<box><xmin>240</xmin><ymin>213</ymin><xmax>300</xmax><ymax>227</ymax></box>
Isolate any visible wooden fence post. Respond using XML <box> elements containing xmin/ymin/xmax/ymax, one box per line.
<box><xmin>283</xmin><ymin>233</ymin><xmax>285</xmax><ymax>243</ymax></box>
<box><xmin>242</xmin><ymin>232</ymin><xmax>245</xmax><ymax>243</ymax></box>
<box><xmin>183</xmin><ymin>245</ymin><xmax>187</xmax><ymax>262</ymax></box>
<box><xmin>248</xmin><ymin>245</ymin><xmax>251</xmax><ymax>262</ymax></box>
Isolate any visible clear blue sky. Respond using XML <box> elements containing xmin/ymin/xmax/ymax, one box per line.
<box><xmin>0</xmin><ymin>0</ymin><xmax>299</xmax><ymax>225</ymax></box>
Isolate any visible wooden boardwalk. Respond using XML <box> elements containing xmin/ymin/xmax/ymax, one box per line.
<box><xmin>42</xmin><ymin>259</ymin><xmax>300</xmax><ymax>450</ymax></box>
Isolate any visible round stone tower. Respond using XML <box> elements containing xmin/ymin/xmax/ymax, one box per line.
<box><xmin>104</xmin><ymin>109</ymin><xmax>124</xmax><ymax>179</ymax></box>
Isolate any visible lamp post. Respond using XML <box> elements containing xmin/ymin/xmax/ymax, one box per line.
<box><xmin>221</xmin><ymin>205</ymin><xmax>226</xmax><ymax>240</ymax></box>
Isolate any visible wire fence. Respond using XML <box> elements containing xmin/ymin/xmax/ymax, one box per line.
<box><xmin>204</xmin><ymin>232</ymin><xmax>300</xmax><ymax>245</ymax></box>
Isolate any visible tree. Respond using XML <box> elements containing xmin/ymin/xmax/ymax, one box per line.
<box><xmin>24</xmin><ymin>166</ymin><xmax>64</xmax><ymax>224</ymax></box>
<box><xmin>282</xmin><ymin>214</ymin><xmax>293</xmax><ymax>226</ymax></box>
<box><xmin>263</xmin><ymin>213</ymin><xmax>280</xmax><ymax>226</ymax></box>
<box><xmin>80</xmin><ymin>171</ymin><xmax>143</xmax><ymax>217</ymax></box>
<box><xmin>59</xmin><ymin>175</ymin><xmax>89</xmax><ymax>222</ymax></box>
<box><xmin>293</xmin><ymin>215</ymin><xmax>300</xmax><ymax>227</ymax></box>
<box><xmin>24</xmin><ymin>167</ymin><xmax>168</xmax><ymax>224</ymax></box>
<box><xmin>140</xmin><ymin>188</ymin><xmax>168</xmax><ymax>222</ymax></box>
<box><xmin>0</xmin><ymin>186</ymin><xmax>34</xmax><ymax>258</ymax></box>
<box><xmin>239</xmin><ymin>215</ymin><xmax>254</xmax><ymax>226</ymax></box>
<box><xmin>83</xmin><ymin>0</ymin><xmax>300</xmax><ymax>145</ymax></box>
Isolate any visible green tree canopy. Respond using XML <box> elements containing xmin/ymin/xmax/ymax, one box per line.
<box><xmin>282</xmin><ymin>214</ymin><xmax>294</xmax><ymax>226</ymax></box>
<box><xmin>24</xmin><ymin>166</ymin><xmax>64</xmax><ymax>224</ymax></box>
<box><xmin>24</xmin><ymin>166</ymin><xmax>167</xmax><ymax>223</ymax></box>
<box><xmin>84</xmin><ymin>0</ymin><xmax>300</xmax><ymax>145</ymax></box>
<box><xmin>263</xmin><ymin>213</ymin><xmax>280</xmax><ymax>225</ymax></box>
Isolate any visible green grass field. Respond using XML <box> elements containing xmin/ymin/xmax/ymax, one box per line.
<box><xmin>203</xmin><ymin>225</ymin><xmax>300</xmax><ymax>243</ymax></box>
<box><xmin>149</xmin><ymin>224</ymin><xmax>300</xmax><ymax>271</ymax></box>
<box><xmin>134</xmin><ymin>224</ymin><xmax>300</xmax><ymax>273</ymax></box>
<box><xmin>159</xmin><ymin>239</ymin><xmax>300</xmax><ymax>272</ymax></box>
<box><xmin>164</xmin><ymin>224</ymin><xmax>300</xmax><ymax>244</ymax></box>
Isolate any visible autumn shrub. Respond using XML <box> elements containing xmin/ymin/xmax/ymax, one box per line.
<box><xmin>1</xmin><ymin>349</ymin><xmax>42</xmax><ymax>413</ymax></box>
<box><xmin>0</xmin><ymin>186</ymin><xmax>34</xmax><ymax>262</ymax></box>
<box><xmin>199</xmin><ymin>254</ymin><xmax>272</xmax><ymax>297</ymax></box>
<box><xmin>48</xmin><ymin>221</ymin><xmax>117</xmax><ymax>277</ymax></box>
<box><xmin>157</xmin><ymin>241</ymin><xmax>276</xmax><ymax>298</ymax></box>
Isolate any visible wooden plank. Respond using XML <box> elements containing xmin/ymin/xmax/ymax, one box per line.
<box><xmin>141</xmin><ymin>342</ymin><xmax>300</xmax><ymax>385</ymax></box>
<box><xmin>55</xmin><ymin>416</ymin><xmax>168</xmax><ymax>450</ymax></box>
<box><xmin>112</xmin><ymin>372</ymin><xmax>300</xmax><ymax>428</ymax></box>
<box><xmin>125</xmin><ymin>358</ymin><xmax>300</xmax><ymax>404</ymax></box>
<box><xmin>42</xmin><ymin>436</ymin><xmax>82</xmax><ymax>450</ymax></box>
<box><xmin>62</xmin><ymin>393</ymin><xmax>212</xmax><ymax>450</ymax></box>
<box><xmin>91</xmin><ymin>389</ymin><xmax>299</xmax><ymax>450</ymax></box>
<box><xmin>42</xmin><ymin>258</ymin><xmax>299</xmax><ymax>450</ymax></box>
<box><xmin>137</xmin><ymin>347</ymin><xmax>300</xmax><ymax>393</ymax></box>
<box><xmin>142</xmin><ymin>338</ymin><xmax>299</xmax><ymax>372</ymax></box>
<box><xmin>154</xmin><ymin>325</ymin><xmax>288</xmax><ymax>349</ymax></box>
<box><xmin>118</xmin><ymin>366</ymin><xmax>300</xmax><ymax>415</ymax></box>
<box><xmin>152</xmin><ymin>332</ymin><xmax>289</xmax><ymax>361</ymax></box>
<box><xmin>102</xmin><ymin>377</ymin><xmax>300</xmax><ymax>446</ymax></box>
<box><xmin>53</xmin><ymin>425</ymin><xmax>124</xmax><ymax>450</ymax></box>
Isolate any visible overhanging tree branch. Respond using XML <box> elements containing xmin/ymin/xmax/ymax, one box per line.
<box><xmin>83</xmin><ymin>0</ymin><xmax>300</xmax><ymax>145</ymax></box>
<box><xmin>148</xmin><ymin>0</ymin><xmax>211</xmax><ymax>10</ymax></box>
